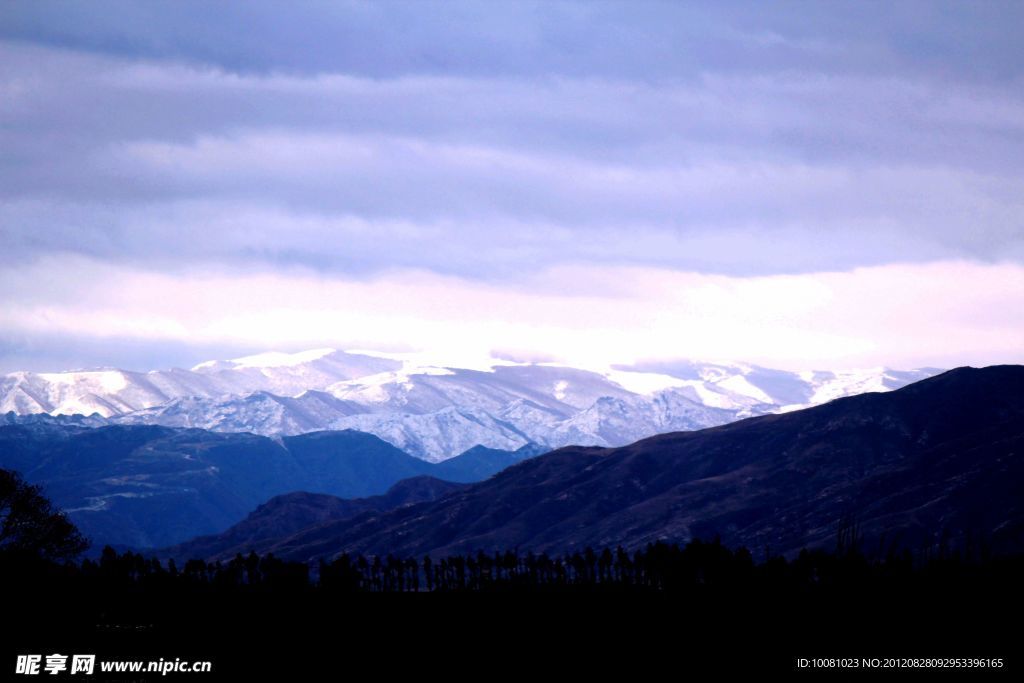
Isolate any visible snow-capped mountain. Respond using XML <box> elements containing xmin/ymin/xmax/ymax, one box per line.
<box><xmin>190</xmin><ymin>348</ymin><xmax>400</xmax><ymax>397</ymax></box>
<box><xmin>328</xmin><ymin>365</ymin><xmax>637</xmax><ymax>415</ymax></box>
<box><xmin>0</xmin><ymin>349</ymin><xmax>398</xmax><ymax>417</ymax></box>
<box><xmin>117</xmin><ymin>391</ymin><xmax>366</xmax><ymax>436</ymax></box>
<box><xmin>0</xmin><ymin>349</ymin><xmax>942</xmax><ymax>462</ymax></box>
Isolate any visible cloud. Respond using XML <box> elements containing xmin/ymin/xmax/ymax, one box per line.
<box><xmin>0</xmin><ymin>4</ymin><xmax>1022</xmax><ymax>372</ymax></box>
<box><xmin>2</xmin><ymin>1</ymin><xmax>1022</xmax><ymax>83</ymax></box>
<box><xmin>1</xmin><ymin>41</ymin><xmax>1022</xmax><ymax>280</ymax></box>
<box><xmin>1</xmin><ymin>256</ymin><xmax>1022</xmax><ymax>373</ymax></box>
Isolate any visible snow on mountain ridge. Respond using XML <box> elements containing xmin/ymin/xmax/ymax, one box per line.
<box><xmin>0</xmin><ymin>349</ymin><xmax>944</xmax><ymax>461</ymax></box>
<box><xmin>37</xmin><ymin>369</ymin><xmax>130</xmax><ymax>393</ymax></box>
<box><xmin>1</xmin><ymin>349</ymin><xmax>398</xmax><ymax>417</ymax></box>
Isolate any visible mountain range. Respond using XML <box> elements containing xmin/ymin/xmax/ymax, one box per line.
<box><xmin>186</xmin><ymin>366</ymin><xmax>1024</xmax><ymax>561</ymax></box>
<box><xmin>0</xmin><ymin>422</ymin><xmax>541</xmax><ymax>549</ymax></box>
<box><xmin>0</xmin><ymin>349</ymin><xmax>940</xmax><ymax>461</ymax></box>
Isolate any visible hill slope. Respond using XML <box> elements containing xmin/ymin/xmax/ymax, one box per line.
<box><xmin>246</xmin><ymin>366</ymin><xmax>1024</xmax><ymax>560</ymax></box>
<box><xmin>160</xmin><ymin>476</ymin><xmax>467</xmax><ymax>562</ymax></box>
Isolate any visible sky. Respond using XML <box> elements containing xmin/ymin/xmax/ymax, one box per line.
<box><xmin>1</xmin><ymin>0</ymin><xmax>1022</xmax><ymax>373</ymax></box>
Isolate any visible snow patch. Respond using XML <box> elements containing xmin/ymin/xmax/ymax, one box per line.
<box><xmin>715</xmin><ymin>375</ymin><xmax>775</xmax><ymax>404</ymax></box>
<box><xmin>38</xmin><ymin>370</ymin><xmax>128</xmax><ymax>393</ymax></box>
<box><xmin>553</xmin><ymin>380</ymin><xmax>569</xmax><ymax>400</ymax></box>
<box><xmin>601</xmin><ymin>369</ymin><xmax>688</xmax><ymax>395</ymax></box>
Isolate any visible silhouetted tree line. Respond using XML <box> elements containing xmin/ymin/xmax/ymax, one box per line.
<box><xmin>314</xmin><ymin>535</ymin><xmax>1024</xmax><ymax>593</ymax></box>
<box><xmin>3</xmin><ymin>467</ymin><xmax>1022</xmax><ymax>596</ymax></box>
<box><xmin>5</xmin><ymin>537</ymin><xmax>1024</xmax><ymax>597</ymax></box>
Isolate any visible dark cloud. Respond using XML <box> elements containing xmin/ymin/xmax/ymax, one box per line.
<box><xmin>0</xmin><ymin>2</ymin><xmax>1021</xmax><ymax>282</ymax></box>
<box><xmin>3</xmin><ymin>1</ymin><xmax>1023</xmax><ymax>83</ymax></box>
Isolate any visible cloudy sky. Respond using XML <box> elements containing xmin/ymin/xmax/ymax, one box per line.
<box><xmin>1</xmin><ymin>0</ymin><xmax>1022</xmax><ymax>373</ymax></box>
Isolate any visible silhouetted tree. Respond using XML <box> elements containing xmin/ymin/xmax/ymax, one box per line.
<box><xmin>0</xmin><ymin>468</ymin><xmax>88</xmax><ymax>564</ymax></box>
